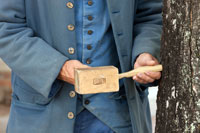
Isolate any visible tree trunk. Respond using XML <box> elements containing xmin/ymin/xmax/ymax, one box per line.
<box><xmin>155</xmin><ymin>0</ymin><xmax>200</xmax><ymax>132</ymax></box>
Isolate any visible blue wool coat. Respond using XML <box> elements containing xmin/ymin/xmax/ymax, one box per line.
<box><xmin>0</xmin><ymin>0</ymin><xmax>162</xmax><ymax>132</ymax></box>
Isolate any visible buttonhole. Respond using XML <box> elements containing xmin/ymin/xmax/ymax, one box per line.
<box><xmin>117</xmin><ymin>33</ymin><xmax>123</xmax><ymax>36</ymax></box>
<box><xmin>112</xmin><ymin>11</ymin><xmax>120</xmax><ymax>14</ymax></box>
<box><xmin>122</xmin><ymin>54</ymin><xmax>128</xmax><ymax>57</ymax></box>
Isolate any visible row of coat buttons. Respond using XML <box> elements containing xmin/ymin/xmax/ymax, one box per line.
<box><xmin>66</xmin><ymin>2</ymin><xmax>75</xmax><ymax>55</ymax></box>
<box><xmin>67</xmin><ymin>91</ymin><xmax>76</xmax><ymax>119</ymax></box>
<box><xmin>66</xmin><ymin>1</ymin><xmax>75</xmax><ymax>120</ymax></box>
<box><xmin>66</xmin><ymin>1</ymin><xmax>92</xmax><ymax>120</ymax></box>
<box><xmin>87</xmin><ymin>0</ymin><xmax>93</xmax><ymax>35</ymax></box>
<box><xmin>66</xmin><ymin>1</ymin><xmax>94</xmax><ymax>56</ymax></box>
<box><xmin>85</xmin><ymin>0</ymin><xmax>93</xmax><ymax>65</ymax></box>
<box><xmin>66</xmin><ymin>3</ymin><xmax>75</xmax><ymax>56</ymax></box>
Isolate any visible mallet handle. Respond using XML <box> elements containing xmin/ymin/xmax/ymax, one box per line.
<box><xmin>118</xmin><ymin>65</ymin><xmax>163</xmax><ymax>79</ymax></box>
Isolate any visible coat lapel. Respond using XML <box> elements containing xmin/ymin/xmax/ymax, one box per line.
<box><xmin>106</xmin><ymin>0</ymin><xmax>135</xmax><ymax>45</ymax></box>
<box><xmin>106</xmin><ymin>0</ymin><xmax>135</xmax><ymax>68</ymax></box>
<box><xmin>106</xmin><ymin>0</ymin><xmax>124</xmax><ymax>38</ymax></box>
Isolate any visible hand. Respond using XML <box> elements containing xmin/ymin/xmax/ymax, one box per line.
<box><xmin>57</xmin><ymin>60</ymin><xmax>89</xmax><ymax>85</ymax></box>
<box><xmin>133</xmin><ymin>53</ymin><xmax>161</xmax><ymax>84</ymax></box>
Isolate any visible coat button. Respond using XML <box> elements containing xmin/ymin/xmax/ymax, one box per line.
<box><xmin>68</xmin><ymin>112</ymin><xmax>74</xmax><ymax>119</ymax></box>
<box><xmin>88</xmin><ymin>1</ymin><xmax>93</xmax><ymax>6</ymax></box>
<box><xmin>68</xmin><ymin>47</ymin><xmax>75</xmax><ymax>54</ymax></box>
<box><xmin>69</xmin><ymin>91</ymin><xmax>76</xmax><ymax>98</ymax></box>
<box><xmin>88</xmin><ymin>15</ymin><xmax>93</xmax><ymax>21</ymax></box>
<box><xmin>84</xmin><ymin>99</ymin><xmax>90</xmax><ymax>105</ymax></box>
<box><xmin>87</xmin><ymin>45</ymin><xmax>92</xmax><ymax>50</ymax></box>
<box><xmin>86</xmin><ymin>58</ymin><xmax>92</xmax><ymax>64</ymax></box>
<box><xmin>67</xmin><ymin>24</ymin><xmax>75</xmax><ymax>31</ymax></box>
<box><xmin>88</xmin><ymin>30</ymin><xmax>93</xmax><ymax>35</ymax></box>
<box><xmin>66</xmin><ymin>2</ymin><xmax>74</xmax><ymax>8</ymax></box>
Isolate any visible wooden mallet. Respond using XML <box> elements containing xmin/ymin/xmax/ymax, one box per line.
<box><xmin>74</xmin><ymin>65</ymin><xmax>162</xmax><ymax>94</ymax></box>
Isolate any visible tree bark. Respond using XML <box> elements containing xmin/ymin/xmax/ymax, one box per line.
<box><xmin>155</xmin><ymin>0</ymin><xmax>200</xmax><ymax>132</ymax></box>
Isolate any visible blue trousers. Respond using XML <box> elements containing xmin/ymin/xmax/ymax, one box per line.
<box><xmin>74</xmin><ymin>109</ymin><xmax>115</xmax><ymax>133</ymax></box>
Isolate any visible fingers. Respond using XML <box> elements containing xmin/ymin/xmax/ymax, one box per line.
<box><xmin>68</xmin><ymin>61</ymin><xmax>91</xmax><ymax>83</ymax></box>
<box><xmin>133</xmin><ymin>53</ymin><xmax>161</xmax><ymax>84</ymax></box>
<box><xmin>145</xmin><ymin>72</ymin><xmax>161</xmax><ymax>80</ymax></box>
<box><xmin>133</xmin><ymin>76</ymin><xmax>148</xmax><ymax>84</ymax></box>
<box><xmin>133</xmin><ymin>73</ymin><xmax>154</xmax><ymax>84</ymax></box>
<box><xmin>133</xmin><ymin>72</ymin><xmax>161</xmax><ymax>84</ymax></box>
<box><xmin>58</xmin><ymin>60</ymin><xmax>88</xmax><ymax>84</ymax></box>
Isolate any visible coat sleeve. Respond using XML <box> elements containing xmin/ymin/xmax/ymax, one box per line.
<box><xmin>0</xmin><ymin>0</ymin><xmax>69</xmax><ymax>98</ymax></box>
<box><xmin>132</xmin><ymin>0</ymin><xmax>163</xmax><ymax>89</ymax></box>
<box><xmin>132</xmin><ymin>0</ymin><xmax>162</xmax><ymax>65</ymax></box>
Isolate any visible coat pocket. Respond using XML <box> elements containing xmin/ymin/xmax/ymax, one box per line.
<box><xmin>11</xmin><ymin>92</ymin><xmax>48</xmax><ymax>110</ymax></box>
<box><xmin>13</xmin><ymin>81</ymin><xmax>53</xmax><ymax>107</ymax></box>
<box><xmin>8</xmin><ymin>92</ymin><xmax>51</xmax><ymax>133</ymax></box>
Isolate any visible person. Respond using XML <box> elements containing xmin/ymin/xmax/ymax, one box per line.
<box><xmin>0</xmin><ymin>0</ymin><xmax>162</xmax><ymax>133</ymax></box>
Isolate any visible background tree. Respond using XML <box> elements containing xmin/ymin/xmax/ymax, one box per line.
<box><xmin>155</xmin><ymin>0</ymin><xmax>200</xmax><ymax>132</ymax></box>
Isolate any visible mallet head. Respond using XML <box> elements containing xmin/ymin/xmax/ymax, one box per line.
<box><xmin>74</xmin><ymin>66</ymin><xmax>119</xmax><ymax>94</ymax></box>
